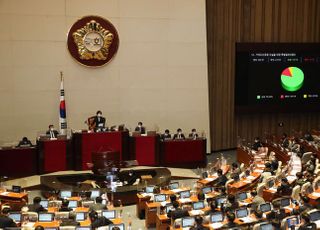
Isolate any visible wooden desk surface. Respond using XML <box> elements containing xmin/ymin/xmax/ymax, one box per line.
<box><xmin>0</xmin><ymin>191</ymin><xmax>28</xmax><ymax>199</ymax></box>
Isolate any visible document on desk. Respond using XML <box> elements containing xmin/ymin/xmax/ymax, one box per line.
<box><xmin>189</xmin><ymin>210</ymin><xmax>204</xmax><ymax>216</ymax></box>
<box><xmin>210</xmin><ymin>223</ymin><xmax>223</xmax><ymax>229</ymax></box>
<box><xmin>268</xmin><ymin>187</ymin><xmax>277</xmax><ymax>193</ymax></box>
<box><xmin>246</xmin><ymin>175</ymin><xmax>256</xmax><ymax>180</ymax></box>
<box><xmin>204</xmin><ymin>177</ymin><xmax>215</xmax><ymax>182</ymax></box>
<box><xmin>239</xmin><ymin>216</ymin><xmax>256</xmax><ymax>223</ymax></box>
<box><xmin>170</xmin><ymin>188</ymin><xmax>183</xmax><ymax>193</ymax></box>
<box><xmin>254</xmin><ymin>169</ymin><xmax>264</xmax><ymax>173</ymax></box>
<box><xmin>311</xmin><ymin>192</ymin><xmax>320</xmax><ymax>197</ymax></box>
<box><xmin>0</xmin><ymin>192</ymin><xmax>9</xmax><ymax>195</ymax></box>
<box><xmin>179</xmin><ymin>198</ymin><xmax>192</xmax><ymax>203</ymax></box>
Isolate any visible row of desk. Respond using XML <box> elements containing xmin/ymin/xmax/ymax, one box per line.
<box><xmin>0</xmin><ymin>132</ymin><xmax>206</xmax><ymax>176</ymax></box>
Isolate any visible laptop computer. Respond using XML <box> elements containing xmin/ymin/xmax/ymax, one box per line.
<box><xmin>154</xmin><ymin>194</ymin><xmax>166</xmax><ymax>202</ymax></box>
<box><xmin>169</xmin><ymin>182</ymin><xmax>179</xmax><ymax>190</ymax></box>
<box><xmin>165</xmin><ymin>203</ymin><xmax>174</xmax><ymax>213</ymax></box>
<box><xmin>60</xmin><ymin>190</ymin><xmax>72</xmax><ymax>198</ymax></box>
<box><xmin>40</xmin><ymin>200</ymin><xmax>49</xmax><ymax>209</ymax></box>
<box><xmin>75</xmin><ymin>212</ymin><xmax>86</xmax><ymax>222</ymax></box>
<box><xmin>9</xmin><ymin>212</ymin><xmax>22</xmax><ymax>223</ymax></box>
<box><xmin>108</xmin><ymin>224</ymin><xmax>125</xmax><ymax>230</ymax></box>
<box><xmin>68</xmin><ymin>200</ymin><xmax>78</xmax><ymax>209</ymax></box>
<box><xmin>202</xmin><ymin>187</ymin><xmax>212</xmax><ymax>194</ymax></box>
<box><xmin>90</xmin><ymin>190</ymin><xmax>100</xmax><ymax>199</ymax></box>
<box><xmin>145</xmin><ymin>186</ymin><xmax>154</xmax><ymax>193</ymax></box>
<box><xmin>286</xmin><ymin>216</ymin><xmax>299</xmax><ymax>228</ymax></box>
<box><xmin>102</xmin><ymin>210</ymin><xmax>116</xmax><ymax>220</ymax></box>
<box><xmin>75</xmin><ymin>227</ymin><xmax>91</xmax><ymax>230</ymax></box>
<box><xmin>259</xmin><ymin>203</ymin><xmax>272</xmax><ymax>213</ymax></box>
<box><xmin>236</xmin><ymin>208</ymin><xmax>249</xmax><ymax>218</ymax></box>
<box><xmin>260</xmin><ymin>223</ymin><xmax>273</xmax><ymax>230</ymax></box>
<box><xmin>12</xmin><ymin>185</ymin><xmax>21</xmax><ymax>193</ymax></box>
<box><xmin>236</xmin><ymin>192</ymin><xmax>247</xmax><ymax>201</ymax></box>
<box><xmin>215</xmin><ymin>197</ymin><xmax>227</xmax><ymax>208</ymax></box>
<box><xmin>38</xmin><ymin>213</ymin><xmax>54</xmax><ymax>222</ymax></box>
<box><xmin>180</xmin><ymin>190</ymin><xmax>191</xmax><ymax>199</ymax></box>
<box><xmin>181</xmin><ymin>217</ymin><xmax>195</xmax><ymax>229</ymax></box>
<box><xmin>192</xmin><ymin>201</ymin><xmax>205</xmax><ymax>210</ymax></box>
<box><xmin>210</xmin><ymin>212</ymin><xmax>223</xmax><ymax>223</ymax></box>
<box><xmin>280</xmin><ymin>198</ymin><xmax>290</xmax><ymax>207</ymax></box>
<box><xmin>309</xmin><ymin>211</ymin><xmax>320</xmax><ymax>221</ymax></box>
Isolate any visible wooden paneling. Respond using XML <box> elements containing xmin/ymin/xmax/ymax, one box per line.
<box><xmin>206</xmin><ymin>0</ymin><xmax>320</xmax><ymax>151</ymax></box>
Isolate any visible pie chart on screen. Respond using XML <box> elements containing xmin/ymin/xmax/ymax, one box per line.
<box><xmin>281</xmin><ymin>67</ymin><xmax>304</xmax><ymax>92</ymax></box>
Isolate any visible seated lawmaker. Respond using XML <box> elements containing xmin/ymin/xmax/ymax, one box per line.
<box><xmin>27</xmin><ymin>197</ymin><xmax>47</xmax><ymax>213</ymax></box>
<box><xmin>89</xmin><ymin>210</ymin><xmax>113</xmax><ymax>229</ymax></box>
<box><xmin>167</xmin><ymin>201</ymin><xmax>189</xmax><ymax>220</ymax></box>
<box><xmin>46</xmin><ymin>124</ymin><xmax>59</xmax><ymax>139</ymax></box>
<box><xmin>277</xmin><ymin>178</ymin><xmax>292</xmax><ymax>196</ymax></box>
<box><xmin>252</xmin><ymin>137</ymin><xmax>263</xmax><ymax>151</ymax></box>
<box><xmin>17</xmin><ymin>136</ymin><xmax>33</xmax><ymax>147</ymax></box>
<box><xmin>298</xmin><ymin>212</ymin><xmax>317</xmax><ymax>230</ymax></box>
<box><xmin>173</xmin><ymin>128</ymin><xmax>185</xmax><ymax>140</ymax></box>
<box><xmin>190</xmin><ymin>216</ymin><xmax>210</xmax><ymax>230</ymax></box>
<box><xmin>188</xmin><ymin>128</ymin><xmax>199</xmax><ymax>139</ymax></box>
<box><xmin>134</xmin><ymin>122</ymin><xmax>146</xmax><ymax>134</ymax></box>
<box><xmin>214</xmin><ymin>169</ymin><xmax>228</xmax><ymax>187</ymax></box>
<box><xmin>0</xmin><ymin>207</ymin><xmax>17</xmax><ymax>229</ymax></box>
<box><xmin>161</xmin><ymin>129</ymin><xmax>171</xmax><ymax>140</ymax></box>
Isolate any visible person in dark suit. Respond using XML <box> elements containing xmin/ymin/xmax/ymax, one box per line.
<box><xmin>214</xmin><ymin>169</ymin><xmax>228</xmax><ymax>187</ymax></box>
<box><xmin>167</xmin><ymin>201</ymin><xmax>189</xmax><ymax>220</ymax></box>
<box><xmin>281</xmin><ymin>133</ymin><xmax>289</xmax><ymax>148</ymax></box>
<box><xmin>266</xmin><ymin>200</ymin><xmax>286</xmax><ymax>229</ymax></box>
<box><xmin>190</xmin><ymin>216</ymin><xmax>210</xmax><ymax>230</ymax></box>
<box><xmin>59</xmin><ymin>199</ymin><xmax>73</xmax><ymax>212</ymax></box>
<box><xmin>89</xmin><ymin>197</ymin><xmax>106</xmax><ymax>211</ymax></box>
<box><xmin>223</xmin><ymin>194</ymin><xmax>239</xmax><ymax>213</ymax></box>
<box><xmin>252</xmin><ymin>137</ymin><xmax>263</xmax><ymax>151</ymax></box>
<box><xmin>46</xmin><ymin>125</ymin><xmax>59</xmax><ymax>138</ymax></box>
<box><xmin>188</xmin><ymin>128</ymin><xmax>199</xmax><ymax>139</ymax></box>
<box><xmin>249</xmin><ymin>190</ymin><xmax>265</xmax><ymax>212</ymax></box>
<box><xmin>298</xmin><ymin>212</ymin><xmax>317</xmax><ymax>230</ymax></box>
<box><xmin>173</xmin><ymin>128</ymin><xmax>185</xmax><ymax>140</ymax></box>
<box><xmin>134</xmin><ymin>122</ymin><xmax>146</xmax><ymax>134</ymax></box>
<box><xmin>93</xmin><ymin>111</ymin><xmax>106</xmax><ymax>132</ymax></box>
<box><xmin>27</xmin><ymin>196</ymin><xmax>47</xmax><ymax>213</ymax></box>
<box><xmin>0</xmin><ymin>207</ymin><xmax>17</xmax><ymax>229</ymax></box>
<box><xmin>89</xmin><ymin>210</ymin><xmax>113</xmax><ymax>229</ymax></box>
<box><xmin>277</xmin><ymin>178</ymin><xmax>292</xmax><ymax>196</ymax></box>
<box><xmin>221</xmin><ymin>212</ymin><xmax>239</xmax><ymax>229</ymax></box>
<box><xmin>161</xmin><ymin>129</ymin><xmax>171</xmax><ymax>140</ymax></box>
<box><xmin>60</xmin><ymin>213</ymin><xmax>80</xmax><ymax>227</ymax></box>
<box><xmin>17</xmin><ymin>137</ymin><xmax>33</xmax><ymax>147</ymax></box>
<box><xmin>293</xmin><ymin>196</ymin><xmax>313</xmax><ymax>215</ymax></box>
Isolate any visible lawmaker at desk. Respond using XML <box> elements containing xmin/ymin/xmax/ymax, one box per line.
<box><xmin>173</xmin><ymin>128</ymin><xmax>185</xmax><ymax>140</ymax></box>
<box><xmin>161</xmin><ymin>129</ymin><xmax>171</xmax><ymax>140</ymax></box>
<box><xmin>46</xmin><ymin>125</ymin><xmax>59</xmax><ymax>139</ymax></box>
<box><xmin>16</xmin><ymin>137</ymin><xmax>33</xmax><ymax>148</ymax></box>
<box><xmin>134</xmin><ymin>121</ymin><xmax>146</xmax><ymax>134</ymax></box>
<box><xmin>87</xmin><ymin>110</ymin><xmax>106</xmax><ymax>132</ymax></box>
<box><xmin>188</xmin><ymin>128</ymin><xmax>199</xmax><ymax>139</ymax></box>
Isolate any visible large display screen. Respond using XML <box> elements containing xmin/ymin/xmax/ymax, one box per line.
<box><xmin>235</xmin><ymin>43</ymin><xmax>320</xmax><ymax>112</ymax></box>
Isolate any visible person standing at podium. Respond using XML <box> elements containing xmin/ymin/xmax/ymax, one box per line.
<box><xmin>134</xmin><ymin>122</ymin><xmax>146</xmax><ymax>134</ymax></box>
<box><xmin>46</xmin><ymin>125</ymin><xmax>59</xmax><ymax>139</ymax></box>
<box><xmin>93</xmin><ymin>111</ymin><xmax>106</xmax><ymax>132</ymax></box>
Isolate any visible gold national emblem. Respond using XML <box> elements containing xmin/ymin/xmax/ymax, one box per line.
<box><xmin>72</xmin><ymin>20</ymin><xmax>114</xmax><ymax>60</ymax></box>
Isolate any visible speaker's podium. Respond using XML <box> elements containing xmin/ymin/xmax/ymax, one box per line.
<box><xmin>37</xmin><ymin>133</ymin><xmax>72</xmax><ymax>174</ymax></box>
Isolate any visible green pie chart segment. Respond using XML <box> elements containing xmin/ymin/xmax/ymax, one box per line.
<box><xmin>281</xmin><ymin>67</ymin><xmax>304</xmax><ymax>92</ymax></box>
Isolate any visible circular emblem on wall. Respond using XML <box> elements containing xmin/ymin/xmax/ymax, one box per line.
<box><xmin>67</xmin><ymin>15</ymin><xmax>119</xmax><ymax>67</ymax></box>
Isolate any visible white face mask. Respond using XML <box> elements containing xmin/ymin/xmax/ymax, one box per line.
<box><xmin>50</xmin><ymin>128</ymin><xmax>54</xmax><ymax>131</ymax></box>
<box><xmin>97</xmin><ymin>114</ymin><xmax>101</xmax><ymax>117</ymax></box>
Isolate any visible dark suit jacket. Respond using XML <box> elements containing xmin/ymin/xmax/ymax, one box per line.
<box><xmin>91</xmin><ymin>216</ymin><xmax>113</xmax><ymax>229</ymax></box>
<box><xmin>215</xmin><ymin>175</ymin><xmax>228</xmax><ymax>187</ymax></box>
<box><xmin>298</xmin><ymin>223</ymin><xmax>317</xmax><ymax>230</ymax></box>
<box><xmin>17</xmin><ymin>140</ymin><xmax>32</xmax><ymax>147</ymax></box>
<box><xmin>190</xmin><ymin>225</ymin><xmax>210</xmax><ymax>230</ymax></box>
<box><xmin>173</xmin><ymin>133</ymin><xmax>185</xmax><ymax>140</ymax></box>
<box><xmin>135</xmin><ymin>126</ymin><xmax>146</xmax><ymax>134</ymax></box>
<box><xmin>161</xmin><ymin>133</ymin><xmax>171</xmax><ymax>140</ymax></box>
<box><xmin>46</xmin><ymin>130</ymin><xmax>59</xmax><ymax>138</ymax></box>
<box><xmin>94</xmin><ymin>116</ymin><xmax>106</xmax><ymax>129</ymax></box>
<box><xmin>0</xmin><ymin>215</ymin><xmax>17</xmax><ymax>228</ymax></box>
<box><xmin>266</xmin><ymin>209</ymin><xmax>286</xmax><ymax>228</ymax></box>
<box><xmin>221</xmin><ymin>222</ymin><xmax>239</xmax><ymax>229</ymax></box>
<box><xmin>188</xmin><ymin>133</ymin><xmax>199</xmax><ymax>139</ymax></box>
<box><xmin>27</xmin><ymin>203</ymin><xmax>47</xmax><ymax>213</ymax></box>
<box><xmin>167</xmin><ymin>208</ymin><xmax>189</xmax><ymax>220</ymax></box>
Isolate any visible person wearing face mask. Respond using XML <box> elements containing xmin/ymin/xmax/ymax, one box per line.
<box><xmin>173</xmin><ymin>128</ymin><xmax>185</xmax><ymax>140</ymax></box>
<box><xmin>93</xmin><ymin>110</ymin><xmax>106</xmax><ymax>132</ymax></box>
<box><xmin>252</xmin><ymin>137</ymin><xmax>262</xmax><ymax>151</ymax></box>
<box><xmin>134</xmin><ymin>121</ymin><xmax>146</xmax><ymax>134</ymax></box>
<box><xmin>188</xmin><ymin>128</ymin><xmax>198</xmax><ymax>139</ymax></box>
<box><xmin>46</xmin><ymin>124</ymin><xmax>59</xmax><ymax>139</ymax></box>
